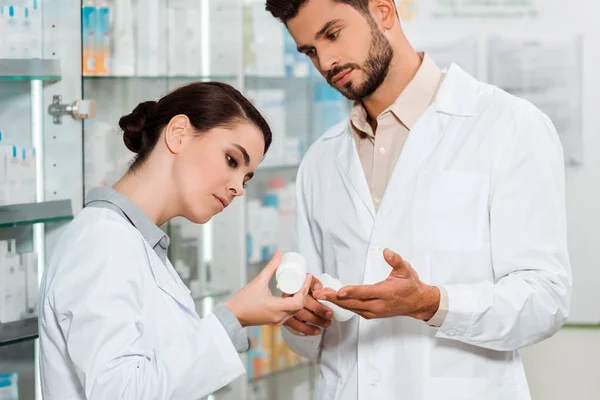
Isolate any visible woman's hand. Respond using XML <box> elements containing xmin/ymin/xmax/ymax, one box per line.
<box><xmin>225</xmin><ymin>250</ymin><xmax>311</xmax><ymax>327</ymax></box>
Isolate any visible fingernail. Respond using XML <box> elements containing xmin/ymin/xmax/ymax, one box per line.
<box><xmin>314</xmin><ymin>283</ymin><xmax>322</xmax><ymax>290</ymax></box>
<box><xmin>325</xmin><ymin>311</ymin><xmax>333</xmax><ymax>319</ymax></box>
<box><xmin>338</xmin><ymin>292</ymin><xmax>347</xmax><ymax>298</ymax></box>
<box><xmin>318</xmin><ymin>296</ymin><xmax>326</xmax><ymax>300</ymax></box>
<box><xmin>314</xmin><ymin>329</ymin><xmax>321</xmax><ymax>335</ymax></box>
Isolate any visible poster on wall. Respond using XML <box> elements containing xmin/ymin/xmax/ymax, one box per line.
<box><xmin>397</xmin><ymin>0</ymin><xmax>543</xmax><ymax>21</ymax></box>
<box><xmin>413</xmin><ymin>36</ymin><xmax>479</xmax><ymax>78</ymax></box>
<box><xmin>487</xmin><ymin>36</ymin><xmax>583</xmax><ymax>167</ymax></box>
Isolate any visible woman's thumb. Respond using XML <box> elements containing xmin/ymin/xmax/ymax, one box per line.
<box><xmin>258</xmin><ymin>250</ymin><xmax>282</xmax><ymax>282</ymax></box>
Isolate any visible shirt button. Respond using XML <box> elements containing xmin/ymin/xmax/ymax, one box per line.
<box><xmin>374</xmin><ymin>196</ymin><xmax>381</xmax><ymax>204</ymax></box>
<box><xmin>370</xmin><ymin>379</ymin><xmax>380</xmax><ymax>387</ymax></box>
<box><xmin>378</xmin><ymin>147</ymin><xmax>386</xmax><ymax>155</ymax></box>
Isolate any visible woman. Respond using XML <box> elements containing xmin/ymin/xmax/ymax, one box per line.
<box><xmin>38</xmin><ymin>82</ymin><xmax>311</xmax><ymax>399</ymax></box>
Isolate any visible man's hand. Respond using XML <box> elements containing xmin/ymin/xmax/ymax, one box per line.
<box><xmin>312</xmin><ymin>249</ymin><xmax>440</xmax><ymax>321</ymax></box>
<box><xmin>283</xmin><ymin>276</ymin><xmax>333</xmax><ymax>335</ymax></box>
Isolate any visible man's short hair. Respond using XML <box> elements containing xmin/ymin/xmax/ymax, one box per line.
<box><xmin>265</xmin><ymin>0</ymin><xmax>371</xmax><ymax>24</ymax></box>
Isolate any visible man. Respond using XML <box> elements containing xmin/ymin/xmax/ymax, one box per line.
<box><xmin>265</xmin><ymin>0</ymin><xmax>572</xmax><ymax>399</ymax></box>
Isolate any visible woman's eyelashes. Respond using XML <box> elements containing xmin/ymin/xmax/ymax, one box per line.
<box><xmin>227</xmin><ymin>154</ymin><xmax>250</xmax><ymax>189</ymax></box>
<box><xmin>226</xmin><ymin>154</ymin><xmax>239</xmax><ymax>169</ymax></box>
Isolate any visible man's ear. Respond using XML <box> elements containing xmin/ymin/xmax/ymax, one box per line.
<box><xmin>371</xmin><ymin>0</ymin><xmax>398</xmax><ymax>30</ymax></box>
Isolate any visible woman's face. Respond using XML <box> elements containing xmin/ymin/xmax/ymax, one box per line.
<box><xmin>173</xmin><ymin>121</ymin><xmax>265</xmax><ymax>223</ymax></box>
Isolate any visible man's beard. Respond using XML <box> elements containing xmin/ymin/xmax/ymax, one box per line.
<box><xmin>327</xmin><ymin>22</ymin><xmax>393</xmax><ymax>100</ymax></box>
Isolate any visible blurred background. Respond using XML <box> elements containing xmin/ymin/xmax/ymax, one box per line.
<box><xmin>0</xmin><ymin>0</ymin><xmax>598</xmax><ymax>399</ymax></box>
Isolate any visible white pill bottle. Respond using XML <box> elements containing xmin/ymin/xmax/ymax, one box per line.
<box><xmin>275</xmin><ymin>252</ymin><xmax>354</xmax><ymax>322</ymax></box>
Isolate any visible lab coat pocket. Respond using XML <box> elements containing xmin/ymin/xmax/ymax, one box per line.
<box><xmin>413</xmin><ymin>171</ymin><xmax>489</xmax><ymax>252</ymax></box>
<box><xmin>427</xmin><ymin>377</ymin><xmax>521</xmax><ymax>400</ymax></box>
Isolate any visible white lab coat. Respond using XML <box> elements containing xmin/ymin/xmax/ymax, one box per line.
<box><xmin>39</xmin><ymin>208</ymin><xmax>244</xmax><ymax>400</ymax></box>
<box><xmin>282</xmin><ymin>64</ymin><xmax>572</xmax><ymax>400</ymax></box>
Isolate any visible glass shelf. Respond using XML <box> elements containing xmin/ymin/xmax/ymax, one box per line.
<box><xmin>248</xmin><ymin>362</ymin><xmax>311</xmax><ymax>383</ymax></box>
<box><xmin>0</xmin><ymin>59</ymin><xmax>61</xmax><ymax>82</ymax></box>
<box><xmin>83</xmin><ymin>75</ymin><xmax>238</xmax><ymax>82</ymax></box>
<box><xmin>0</xmin><ymin>318</ymin><xmax>38</xmax><ymax>347</ymax></box>
<box><xmin>192</xmin><ymin>289</ymin><xmax>232</xmax><ymax>302</ymax></box>
<box><xmin>0</xmin><ymin>200</ymin><xmax>74</xmax><ymax>228</ymax></box>
<box><xmin>256</xmin><ymin>163</ymin><xmax>300</xmax><ymax>171</ymax></box>
<box><xmin>563</xmin><ymin>323</ymin><xmax>600</xmax><ymax>329</ymax></box>
<box><xmin>245</xmin><ymin>75</ymin><xmax>323</xmax><ymax>82</ymax></box>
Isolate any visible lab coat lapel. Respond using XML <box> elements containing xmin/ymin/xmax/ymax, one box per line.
<box><xmin>376</xmin><ymin>63</ymin><xmax>479</xmax><ymax>225</ymax></box>
<box><xmin>375</xmin><ymin>107</ymin><xmax>447</xmax><ymax>224</ymax></box>
<box><xmin>145</xmin><ymin>244</ymin><xmax>197</xmax><ymax>315</ymax></box>
<box><xmin>335</xmin><ymin>129</ymin><xmax>376</xmax><ymax>219</ymax></box>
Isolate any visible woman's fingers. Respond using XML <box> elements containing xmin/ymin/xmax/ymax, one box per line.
<box><xmin>257</xmin><ymin>250</ymin><xmax>282</xmax><ymax>283</ymax></box>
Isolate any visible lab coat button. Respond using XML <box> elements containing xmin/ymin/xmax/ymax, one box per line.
<box><xmin>370</xmin><ymin>379</ymin><xmax>379</xmax><ymax>387</ymax></box>
<box><xmin>378</xmin><ymin>147</ymin><xmax>386</xmax><ymax>155</ymax></box>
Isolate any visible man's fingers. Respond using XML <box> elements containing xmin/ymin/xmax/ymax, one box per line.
<box><xmin>313</xmin><ymin>293</ymin><xmax>377</xmax><ymax>312</ymax></box>
<box><xmin>312</xmin><ymin>288</ymin><xmax>338</xmax><ymax>302</ymax></box>
<box><xmin>310</xmin><ymin>275</ymin><xmax>323</xmax><ymax>291</ymax></box>
<box><xmin>284</xmin><ymin>317</ymin><xmax>322</xmax><ymax>336</ymax></box>
<box><xmin>305</xmin><ymin>295</ymin><xmax>334</xmax><ymax>320</ymax></box>
<box><xmin>294</xmin><ymin>309</ymin><xmax>331</xmax><ymax>328</ymax></box>
<box><xmin>335</xmin><ymin>284</ymin><xmax>385</xmax><ymax>300</ymax></box>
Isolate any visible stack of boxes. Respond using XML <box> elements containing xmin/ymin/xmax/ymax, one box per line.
<box><xmin>0</xmin><ymin>239</ymin><xmax>39</xmax><ymax>324</ymax></box>
<box><xmin>246</xmin><ymin>325</ymin><xmax>307</xmax><ymax>380</ymax></box>
<box><xmin>0</xmin><ymin>133</ymin><xmax>37</xmax><ymax>206</ymax></box>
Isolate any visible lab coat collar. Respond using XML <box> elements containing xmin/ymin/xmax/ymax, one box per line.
<box><xmin>323</xmin><ymin>62</ymin><xmax>480</xmax><ymax>143</ymax></box>
<box><xmin>85</xmin><ymin>186</ymin><xmax>170</xmax><ymax>260</ymax></box>
<box><xmin>332</xmin><ymin>63</ymin><xmax>481</xmax><ymax>222</ymax></box>
<box><xmin>434</xmin><ymin>63</ymin><xmax>480</xmax><ymax>117</ymax></box>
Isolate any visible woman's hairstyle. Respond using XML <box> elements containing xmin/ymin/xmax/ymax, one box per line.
<box><xmin>118</xmin><ymin>81</ymin><xmax>272</xmax><ymax>170</ymax></box>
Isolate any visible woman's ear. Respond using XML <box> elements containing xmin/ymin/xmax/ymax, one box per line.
<box><xmin>165</xmin><ymin>115</ymin><xmax>190</xmax><ymax>154</ymax></box>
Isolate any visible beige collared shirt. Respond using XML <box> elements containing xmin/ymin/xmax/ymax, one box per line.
<box><xmin>349</xmin><ymin>52</ymin><xmax>448</xmax><ymax>327</ymax></box>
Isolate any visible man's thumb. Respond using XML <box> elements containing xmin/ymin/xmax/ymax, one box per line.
<box><xmin>383</xmin><ymin>248</ymin><xmax>407</xmax><ymax>270</ymax></box>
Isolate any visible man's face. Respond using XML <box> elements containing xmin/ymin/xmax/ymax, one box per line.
<box><xmin>287</xmin><ymin>0</ymin><xmax>393</xmax><ymax>100</ymax></box>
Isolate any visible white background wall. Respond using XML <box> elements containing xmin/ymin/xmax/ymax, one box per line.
<box><xmin>523</xmin><ymin>329</ymin><xmax>600</xmax><ymax>400</ymax></box>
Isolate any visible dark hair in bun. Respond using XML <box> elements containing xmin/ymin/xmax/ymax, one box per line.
<box><xmin>119</xmin><ymin>101</ymin><xmax>158</xmax><ymax>154</ymax></box>
<box><xmin>118</xmin><ymin>82</ymin><xmax>272</xmax><ymax>170</ymax></box>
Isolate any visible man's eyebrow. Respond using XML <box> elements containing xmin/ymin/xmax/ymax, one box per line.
<box><xmin>296</xmin><ymin>19</ymin><xmax>342</xmax><ymax>52</ymax></box>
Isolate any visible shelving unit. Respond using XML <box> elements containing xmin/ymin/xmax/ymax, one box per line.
<box><xmin>0</xmin><ymin>200</ymin><xmax>73</xmax><ymax>228</ymax></box>
<box><xmin>0</xmin><ymin>318</ymin><xmax>39</xmax><ymax>348</ymax></box>
<box><xmin>0</xmin><ymin>59</ymin><xmax>61</xmax><ymax>82</ymax></box>
<box><xmin>1</xmin><ymin>1</ymin><xmax>350</xmax><ymax>399</ymax></box>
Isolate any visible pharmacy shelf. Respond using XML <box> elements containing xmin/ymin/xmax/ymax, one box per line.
<box><xmin>563</xmin><ymin>323</ymin><xmax>600</xmax><ymax>329</ymax></box>
<box><xmin>0</xmin><ymin>59</ymin><xmax>61</xmax><ymax>82</ymax></box>
<box><xmin>192</xmin><ymin>289</ymin><xmax>232</xmax><ymax>302</ymax></box>
<box><xmin>0</xmin><ymin>317</ymin><xmax>38</xmax><ymax>347</ymax></box>
<box><xmin>0</xmin><ymin>200</ymin><xmax>73</xmax><ymax>228</ymax></box>
<box><xmin>256</xmin><ymin>163</ymin><xmax>300</xmax><ymax>171</ymax></box>
<box><xmin>245</xmin><ymin>75</ymin><xmax>324</xmax><ymax>83</ymax></box>
<box><xmin>248</xmin><ymin>362</ymin><xmax>312</xmax><ymax>383</ymax></box>
<box><xmin>83</xmin><ymin>75</ymin><xmax>238</xmax><ymax>82</ymax></box>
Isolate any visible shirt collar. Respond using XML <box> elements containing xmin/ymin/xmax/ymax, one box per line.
<box><xmin>85</xmin><ymin>186</ymin><xmax>170</xmax><ymax>251</ymax></box>
<box><xmin>350</xmin><ymin>52</ymin><xmax>443</xmax><ymax>137</ymax></box>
